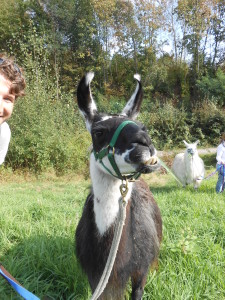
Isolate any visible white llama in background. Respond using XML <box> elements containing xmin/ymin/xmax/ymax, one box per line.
<box><xmin>172</xmin><ymin>140</ymin><xmax>205</xmax><ymax>189</ymax></box>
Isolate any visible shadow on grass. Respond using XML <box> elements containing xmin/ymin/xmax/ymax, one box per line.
<box><xmin>151</xmin><ymin>181</ymin><xmax>219</xmax><ymax>196</ymax></box>
<box><xmin>150</xmin><ymin>184</ymin><xmax>182</xmax><ymax>194</ymax></box>
<box><xmin>0</xmin><ymin>235</ymin><xmax>89</xmax><ymax>300</ymax></box>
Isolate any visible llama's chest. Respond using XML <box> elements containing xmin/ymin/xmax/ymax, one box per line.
<box><xmin>90</xmin><ymin>156</ymin><xmax>133</xmax><ymax>235</ymax></box>
<box><xmin>92</xmin><ymin>181</ymin><xmax>133</xmax><ymax>236</ymax></box>
<box><xmin>185</xmin><ymin>156</ymin><xmax>203</xmax><ymax>178</ymax></box>
<box><xmin>94</xmin><ymin>194</ymin><xmax>120</xmax><ymax>235</ymax></box>
<box><xmin>93</xmin><ymin>187</ymin><xmax>133</xmax><ymax>236</ymax></box>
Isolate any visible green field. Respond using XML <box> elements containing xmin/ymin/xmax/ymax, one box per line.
<box><xmin>0</xmin><ymin>165</ymin><xmax>225</xmax><ymax>300</ymax></box>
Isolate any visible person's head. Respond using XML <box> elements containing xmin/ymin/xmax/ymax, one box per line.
<box><xmin>221</xmin><ymin>132</ymin><xmax>225</xmax><ymax>145</ymax></box>
<box><xmin>0</xmin><ymin>54</ymin><xmax>26</xmax><ymax>125</ymax></box>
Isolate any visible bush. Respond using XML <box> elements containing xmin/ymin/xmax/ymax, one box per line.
<box><xmin>7</xmin><ymin>84</ymin><xmax>90</xmax><ymax>174</ymax></box>
<box><xmin>196</xmin><ymin>68</ymin><xmax>225</xmax><ymax>105</ymax></box>
<box><xmin>5</xmin><ymin>25</ymin><xmax>91</xmax><ymax>175</ymax></box>
<box><xmin>138</xmin><ymin>102</ymin><xmax>191</xmax><ymax>149</ymax></box>
<box><xmin>192</xmin><ymin>101</ymin><xmax>225</xmax><ymax>145</ymax></box>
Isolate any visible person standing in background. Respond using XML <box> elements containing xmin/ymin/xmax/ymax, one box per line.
<box><xmin>216</xmin><ymin>132</ymin><xmax>225</xmax><ymax>193</ymax></box>
<box><xmin>0</xmin><ymin>54</ymin><xmax>26</xmax><ymax>165</ymax></box>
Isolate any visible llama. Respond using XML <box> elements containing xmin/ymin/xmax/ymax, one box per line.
<box><xmin>75</xmin><ymin>72</ymin><xmax>162</xmax><ymax>300</ymax></box>
<box><xmin>172</xmin><ymin>140</ymin><xmax>205</xmax><ymax>189</ymax></box>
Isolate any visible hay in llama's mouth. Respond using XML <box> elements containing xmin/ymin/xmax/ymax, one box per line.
<box><xmin>144</xmin><ymin>156</ymin><xmax>158</xmax><ymax>166</ymax></box>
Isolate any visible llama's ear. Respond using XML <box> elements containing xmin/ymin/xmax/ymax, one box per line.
<box><xmin>77</xmin><ymin>72</ymin><xmax>97</xmax><ymax>132</ymax></box>
<box><xmin>183</xmin><ymin>140</ymin><xmax>189</xmax><ymax>147</ymax></box>
<box><xmin>121</xmin><ymin>74</ymin><xmax>143</xmax><ymax>120</ymax></box>
<box><xmin>195</xmin><ymin>140</ymin><xmax>200</xmax><ymax>145</ymax></box>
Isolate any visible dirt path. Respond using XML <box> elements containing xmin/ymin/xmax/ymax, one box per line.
<box><xmin>197</xmin><ymin>148</ymin><xmax>217</xmax><ymax>155</ymax></box>
<box><xmin>157</xmin><ymin>147</ymin><xmax>217</xmax><ymax>168</ymax></box>
<box><xmin>158</xmin><ymin>147</ymin><xmax>217</xmax><ymax>157</ymax></box>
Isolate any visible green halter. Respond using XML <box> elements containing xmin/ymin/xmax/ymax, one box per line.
<box><xmin>93</xmin><ymin>120</ymin><xmax>141</xmax><ymax>180</ymax></box>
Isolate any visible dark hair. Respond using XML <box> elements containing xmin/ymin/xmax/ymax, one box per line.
<box><xmin>220</xmin><ymin>132</ymin><xmax>225</xmax><ymax>144</ymax></box>
<box><xmin>0</xmin><ymin>54</ymin><xmax>26</xmax><ymax>98</ymax></box>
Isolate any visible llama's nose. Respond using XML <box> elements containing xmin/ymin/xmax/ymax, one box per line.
<box><xmin>138</xmin><ymin>131</ymin><xmax>156</xmax><ymax>156</ymax></box>
<box><xmin>187</xmin><ymin>148</ymin><xmax>194</xmax><ymax>155</ymax></box>
<box><xmin>136</xmin><ymin>132</ymin><xmax>151</xmax><ymax>148</ymax></box>
<box><xmin>149</xmin><ymin>144</ymin><xmax>156</xmax><ymax>157</ymax></box>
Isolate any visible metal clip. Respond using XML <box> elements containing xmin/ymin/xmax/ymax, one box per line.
<box><xmin>120</xmin><ymin>179</ymin><xmax>128</xmax><ymax>201</ymax></box>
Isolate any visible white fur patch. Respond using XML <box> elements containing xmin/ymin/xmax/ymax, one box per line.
<box><xmin>134</xmin><ymin>74</ymin><xmax>141</xmax><ymax>82</ymax></box>
<box><xmin>114</xmin><ymin>150</ymin><xmax>137</xmax><ymax>174</ymax></box>
<box><xmin>98</xmin><ymin>148</ymin><xmax>137</xmax><ymax>176</ymax></box>
<box><xmin>85</xmin><ymin>119</ymin><xmax>92</xmax><ymax>132</ymax></box>
<box><xmin>96</xmin><ymin>115</ymin><xmax>113</xmax><ymax>122</ymax></box>
<box><xmin>89</xmin><ymin>97</ymin><xmax>97</xmax><ymax>113</ymax></box>
<box><xmin>90</xmin><ymin>154</ymin><xmax>133</xmax><ymax>235</ymax></box>
<box><xmin>85</xmin><ymin>72</ymin><xmax>94</xmax><ymax>86</ymax></box>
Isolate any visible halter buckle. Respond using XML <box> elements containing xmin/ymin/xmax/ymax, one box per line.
<box><xmin>120</xmin><ymin>179</ymin><xmax>129</xmax><ymax>199</ymax></box>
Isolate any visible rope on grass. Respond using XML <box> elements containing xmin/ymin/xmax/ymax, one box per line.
<box><xmin>158</xmin><ymin>158</ymin><xmax>183</xmax><ymax>186</ymax></box>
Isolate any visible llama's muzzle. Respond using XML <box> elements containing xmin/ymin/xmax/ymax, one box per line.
<box><xmin>144</xmin><ymin>156</ymin><xmax>158</xmax><ymax>166</ymax></box>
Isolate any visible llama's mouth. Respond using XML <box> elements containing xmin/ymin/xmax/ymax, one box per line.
<box><xmin>138</xmin><ymin>156</ymin><xmax>160</xmax><ymax>173</ymax></box>
<box><xmin>138</xmin><ymin>164</ymin><xmax>160</xmax><ymax>174</ymax></box>
<box><xmin>144</xmin><ymin>156</ymin><xmax>158</xmax><ymax>166</ymax></box>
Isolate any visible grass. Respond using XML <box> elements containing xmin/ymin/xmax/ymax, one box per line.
<box><xmin>0</xmin><ymin>163</ymin><xmax>225</xmax><ymax>300</ymax></box>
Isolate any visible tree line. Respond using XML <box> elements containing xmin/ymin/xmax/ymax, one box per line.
<box><xmin>0</xmin><ymin>0</ymin><xmax>224</xmax><ymax>174</ymax></box>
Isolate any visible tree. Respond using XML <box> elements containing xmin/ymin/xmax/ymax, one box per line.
<box><xmin>134</xmin><ymin>0</ymin><xmax>166</xmax><ymax>50</ymax></box>
<box><xmin>176</xmin><ymin>0</ymin><xmax>220</xmax><ymax>103</ymax></box>
<box><xmin>113</xmin><ymin>0</ymin><xmax>141</xmax><ymax>71</ymax></box>
<box><xmin>91</xmin><ymin>0</ymin><xmax>116</xmax><ymax>82</ymax></box>
<box><xmin>209</xmin><ymin>0</ymin><xmax>225</xmax><ymax>67</ymax></box>
<box><xmin>0</xmin><ymin>0</ymin><xmax>30</xmax><ymax>53</ymax></box>
<box><xmin>196</xmin><ymin>68</ymin><xmax>225</xmax><ymax>105</ymax></box>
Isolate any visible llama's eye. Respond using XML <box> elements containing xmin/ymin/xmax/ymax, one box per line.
<box><xmin>95</xmin><ymin>130</ymin><xmax>104</xmax><ymax>137</ymax></box>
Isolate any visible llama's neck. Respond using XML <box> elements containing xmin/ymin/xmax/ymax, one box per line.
<box><xmin>185</xmin><ymin>151</ymin><xmax>199</xmax><ymax>162</ymax></box>
<box><xmin>90</xmin><ymin>154</ymin><xmax>133</xmax><ymax>236</ymax></box>
<box><xmin>185</xmin><ymin>151</ymin><xmax>202</xmax><ymax>178</ymax></box>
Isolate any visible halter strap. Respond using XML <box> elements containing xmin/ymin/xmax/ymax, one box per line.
<box><xmin>93</xmin><ymin>120</ymin><xmax>141</xmax><ymax>180</ymax></box>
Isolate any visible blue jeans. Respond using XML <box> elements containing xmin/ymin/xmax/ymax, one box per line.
<box><xmin>216</xmin><ymin>164</ymin><xmax>225</xmax><ymax>193</ymax></box>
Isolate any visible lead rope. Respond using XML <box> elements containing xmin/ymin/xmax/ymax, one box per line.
<box><xmin>90</xmin><ymin>180</ymin><xmax>129</xmax><ymax>300</ymax></box>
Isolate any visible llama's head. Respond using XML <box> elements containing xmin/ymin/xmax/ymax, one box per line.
<box><xmin>77</xmin><ymin>72</ymin><xmax>159</xmax><ymax>179</ymax></box>
<box><xmin>183</xmin><ymin>140</ymin><xmax>199</xmax><ymax>156</ymax></box>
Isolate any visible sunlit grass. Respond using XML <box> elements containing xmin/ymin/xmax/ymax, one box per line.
<box><xmin>144</xmin><ymin>173</ymin><xmax>225</xmax><ymax>300</ymax></box>
<box><xmin>0</xmin><ymin>167</ymin><xmax>225</xmax><ymax>299</ymax></box>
